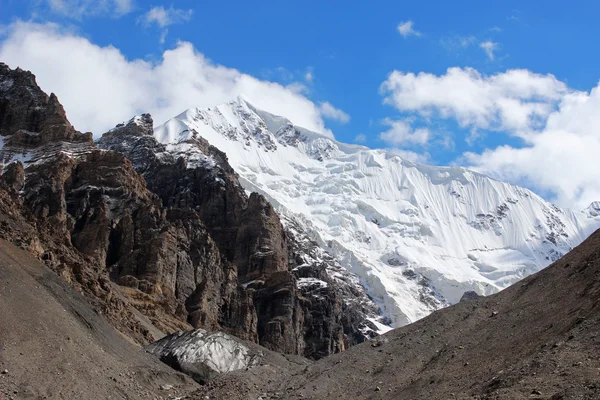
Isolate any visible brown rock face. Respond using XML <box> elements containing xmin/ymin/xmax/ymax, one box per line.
<box><xmin>0</xmin><ymin>62</ymin><xmax>382</xmax><ymax>359</ymax></box>
<box><xmin>1</xmin><ymin>161</ymin><xmax>24</xmax><ymax>192</ymax></box>
<box><xmin>0</xmin><ymin>63</ymin><xmax>248</xmax><ymax>341</ymax></box>
<box><xmin>0</xmin><ymin>63</ymin><xmax>90</xmax><ymax>144</ymax></box>
<box><xmin>98</xmin><ymin>115</ymin><xmax>384</xmax><ymax>358</ymax></box>
<box><xmin>99</xmin><ymin>123</ymin><xmax>308</xmax><ymax>352</ymax></box>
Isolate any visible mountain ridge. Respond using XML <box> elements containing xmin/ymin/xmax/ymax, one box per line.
<box><xmin>150</xmin><ymin>96</ymin><xmax>600</xmax><ymax>326</ymax></box>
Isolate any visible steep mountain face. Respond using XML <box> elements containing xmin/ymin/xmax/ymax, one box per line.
<box><xmin>0</xmin><ymin>63</ymin><xmax>157</xmax><ymax>343</ymax></box>
<box><xmin>98</xmin><ymin>114</ymin><xmax>384</xmax><ymax>358</ymax></box>
<box><xmin>154</xmin><ymin>96</ymin><xmax>600</xmax><ymax>326</ymax></box>
<box><xmin>0</xmin><ymin>63</ymin><xmax>381</xmax><ymax>359</ymax></box>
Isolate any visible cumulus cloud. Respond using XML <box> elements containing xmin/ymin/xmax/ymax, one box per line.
<box><xmin>465</xmin><ymin>86</ymin><xmax>600</xmax><ymax>209</ymax></box>
<box><xmin>479</xmin><ymin>40</ymin><xmax>499</xmax><ymax>60</ymax></box>
<box><xmin>45</xmin><ymin>0</ymin><xmax>133</xmax><ymax>18</ymax></box>
<box><xmin>397</xmin><ymin>21</ymin><xmax>421</xmax><ymax>38</ymax></box>
<box><xmin>381</xmin><ymin>67</ymin><xmax>567</xmax><ymax>135</ymax></box>
<box><xmin>379</xmin><ymin>118</ymin><xmax>430</xmax><ymax>146</ymax></box>
<box><xmin>319</xmin><ymin>102</ymin><xmax>350</xmax><ymax>124</ymax></box>
<box><xmin>381</xmin><ymin>65</ymin><xmax>600</xmax><ymax>209</ymax></box>
<box><xmin>0</xmin><ymin>21</ymin><xmax>338</xmax><ymax>138</ymax></box>
<box><xmin>139</xmin><ymin>5</ymin><xmax>193</xmax><ymax>44</ymax></box>
<box><xmin>140</xmin><ymin>5</ymin><xmax>193</xmax><ymax>28</ymax></box>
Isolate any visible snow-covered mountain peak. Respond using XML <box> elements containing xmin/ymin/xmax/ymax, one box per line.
<box><xmin>155</xmin><ymin>98</ymin><xmax>359</xmax><ymax>162</ymax></box>
<box><xmin>109</xmin><ymin>113</ymin><xmax>154</xmax><ymax>137</ymax></box>
<box><xmin>153</xmin><ymin>101</ymin><xmax>600</xmax><ymax>327</ymax></box>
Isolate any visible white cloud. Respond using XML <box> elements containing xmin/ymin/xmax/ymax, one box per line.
<box><xmin>139</xmin><ymin>5</ymin><xmax>193</xmax><ymax>43</ymax></box>
<box><xmin>397</xmin><ymin>21</ymin><xmax>421</xmax><ymax>38</ymax></box>
<box><xmin>464</xmin><ymin>86</ymin><xmax>600</xmax><ymax>209</ymax></box>
<box><xmin>140</xmin><ymin>5</ymin><xmax>193</xmax><ymax>28</ymax></box>
<box><xmin>381</xmin><ymin>67</ymin><xmax>567</xmax><ymax>135</ymax></box>
<box><xmin>0</xmin><ymin>21</ymin><xmax>336</xmax><ymax>138</ymax></box>
<box><xmin>354</xmin><ymin>133</ymin><xmax>367</xmax><ymax>143</ymax></box>
<box><xmin>379</xmin><ymin>118</ymin><xmax>430</xmax><ymax>146</ymax></box>
<box><xmin>285</xmin><ymin>82</ymin><xmax>310</xmax><ymax>95</ymax></box>
<box><xmin>139</xmin><ymin>5</ymin><xmax>192</xmax><ymax>42</ymax></box>
<box><xmin>318</xmin><ymin>102</ymin><xmax>350</xmax><ymax>124</ymax></box>
<box><xmin>45</xmin><ymin>0</ymin><xmax>133</xmax><ymax>18</ymax></box>
<box><xmin>264</xmin><ymin>67</ymin><xmax>313</xmax><ymax>86</ymax></box>
<box><xmin>479</xmin><ymin>40</ymin><xmax>499</xmax><ymax>60</ymax></box>
<box><xmin>381</xmin><ymin>65</ymin><xmax>600</xmax><ymax>209</ymax></box>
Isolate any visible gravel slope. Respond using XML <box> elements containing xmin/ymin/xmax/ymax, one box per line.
<box><xmin>0</xmin><ymin>239</ymin><xmax>199</xmax><ymax>400</ymax></box>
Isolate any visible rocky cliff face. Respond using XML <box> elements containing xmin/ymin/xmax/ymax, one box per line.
<box><xmin>98</xmin><ymin>114</ymin><xmax>385</xmax><ymax>357</ymax></box>
<box><xmin>0</xmin><ymin>62</ymin><xmax>383</xmax><ymax>359</ymax></box>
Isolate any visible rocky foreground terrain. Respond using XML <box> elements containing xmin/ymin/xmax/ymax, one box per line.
<box><xmin>0</xmin><ymin>62</ymin><xmax>599</xmax><ymax>400</ymax></box>
<box><xmin>0</xmin><ymin>239</ymin><xmax>198</xmax><ymax>399</ymax></box>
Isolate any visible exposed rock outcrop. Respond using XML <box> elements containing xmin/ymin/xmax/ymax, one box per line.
<box><xmin>98</xmin><ymin>113</ymin><xmax>386</xmax><ymax>357</ymax></box>
<box><xmin>459</xmin><ymin>290</ymin><xmax>480</xmax><ymax>302</ymax></box>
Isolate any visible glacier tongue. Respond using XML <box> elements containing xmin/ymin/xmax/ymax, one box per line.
<box><xmin>154</xmin><ymin>97</ymin><xmax>600</xmax><ymax>327</ymax></box>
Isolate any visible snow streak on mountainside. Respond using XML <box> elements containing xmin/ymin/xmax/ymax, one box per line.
<box><xmin>154</xmin><ymin>96</ymin><xmax>600</xmax><ymax>326</ymax></box>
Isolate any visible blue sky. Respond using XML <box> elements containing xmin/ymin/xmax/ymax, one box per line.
<box><xmin>1</xmin><ymin>0</ymin><xmax>600</xmax><ymax>209</ymax></box>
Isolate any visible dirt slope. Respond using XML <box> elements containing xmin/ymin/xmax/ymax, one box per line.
<box><xmin>195</xmin><ymin>229</ymin><xmax>600</xmax><ymax>400</ymax></box>
<box><xmin>0</xmin><ymin>239</ymin><xmax>199</xmax><ymax>399</ymax></box>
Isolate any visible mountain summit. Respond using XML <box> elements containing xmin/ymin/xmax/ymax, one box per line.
<box><xmin>152</xmin><ymin>98</ymin><xmax>600</xmax><ymax>326</ymax></box>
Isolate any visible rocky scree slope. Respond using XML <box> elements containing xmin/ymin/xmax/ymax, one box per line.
<box><xmin>193</xmin><ymin>227</ymin><xmax>600</xmax><ymax>400</ymax></box>
<box><xmin>153</xmin><ymin>96</ymin><xmax>600</xmax><ymax>326</ymax></box>
<box><xmin>0</xmin><ymin>239</ymin><xmax>199</xmax><ymax>399</ymax></box>
<box><xmin>0</xmin><ymin>62</ymin><xmax>382</xmax><ymax>359</ymax></box>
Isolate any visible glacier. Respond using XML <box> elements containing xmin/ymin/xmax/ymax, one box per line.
<box><xmin>152</xmin><ymin>96</ymin><xmax>600</xmax><ymax>327</ymax></box>
<box><xmin>145</xmin><ymin>329</ymin><xmax>262</xmax><ymax>383</ymax></box>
